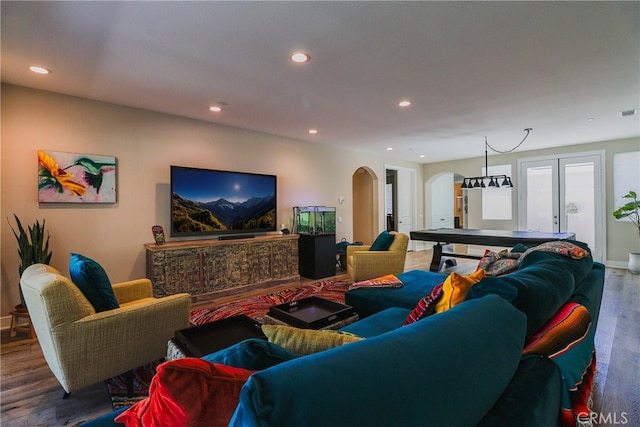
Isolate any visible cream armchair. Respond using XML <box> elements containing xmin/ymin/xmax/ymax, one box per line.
<box><xmin>20</xmin><ymin>263</ymin><xmax>191</xmax><ymax>396</ymax></box>
<box><xmin>346</xmin><ymin>231</ymin><xmax>410</xmax><ymax>282</ymax></box>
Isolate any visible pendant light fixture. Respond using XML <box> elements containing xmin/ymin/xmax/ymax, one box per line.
<box><xmin>460</xmin><ymin>128</ymin><xmax>532</xmax><ymax>190</ymax></box>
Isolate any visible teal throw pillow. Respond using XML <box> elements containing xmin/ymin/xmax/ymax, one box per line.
<box><xmin>69</xmin><ymin>253</ymin><xmax>119</xmax><ymax>312</ymax></box>
<box><xmin>369</xmin><ymin>231</ymin><xmax>395</xmax><ymax>251</ymax></box>
<box><xmin>202</xmin><ymin>338</ymin><xmax>297</xmax><ymax>370</ymax></box>
<box><xmin>511</xmin><ymin>243</ymin><xmax>530</xmax><ymax>253</ymax></box>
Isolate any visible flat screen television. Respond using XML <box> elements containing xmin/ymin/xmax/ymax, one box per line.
<box><xmin>170</xmin><ymin>166</ymin><xmax>277</xmax><ymax>238</ymax></box>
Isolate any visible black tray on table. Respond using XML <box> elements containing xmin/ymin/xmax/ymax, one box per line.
<box><xmin>173</xmin><ymin>314</ymin><xmax>266</xmax><ymax>357</ymax></box>
<box><xmin>268</xmin><ymin>296</ymin><xmax>356</xmax><ymax>329</ymax></box>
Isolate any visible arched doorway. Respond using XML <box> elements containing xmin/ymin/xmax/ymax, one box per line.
<box><xmin>352</xmin><ymin>166</ymin><xmax>378</xmax><ymax>244</ymax></box>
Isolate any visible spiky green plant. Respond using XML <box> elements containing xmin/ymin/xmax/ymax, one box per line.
<box><xmin>8</xmin><ymin>214</ymin><xmax>53</xmax><ymax>276</ymax></box>
<box><xmin>613</xmin><ymin>191</ymin><xmax>640</xmax><ymax>239</ymax></box>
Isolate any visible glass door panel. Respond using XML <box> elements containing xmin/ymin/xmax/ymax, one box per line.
<box><xmin>561</xmin><ymin>159</ymin><xmax>597</xmax><ymax>255</ymax></box>
<box><xmin>519</xmin><ymin>153</ymin><xmax>603</xmax><ymax>262</ymax></box>
<box><xmin>520</xmin><ymin>160</ymin><xmax>558</xmax><ymax>232</ymax></box>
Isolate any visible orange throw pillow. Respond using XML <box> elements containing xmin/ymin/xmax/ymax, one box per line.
<box><xmin>115</xmin><ymin>358</ymin><xmax>253</xmax><ymax>427</ymax></box>
<box><xmin>434</xmin><ymin>269</ymin><xmax>485</xmax><ymax>313</ymax></box>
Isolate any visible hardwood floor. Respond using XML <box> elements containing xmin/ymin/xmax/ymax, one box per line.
<box><xmin>591</xmin><ymin>267</ymin><xmax>640</xmax><ymax>426</ymax></box>
<box><xmin>1</xmin><ymin>250</ymin><xmax>638</xmax><ymax>426</ymax></box>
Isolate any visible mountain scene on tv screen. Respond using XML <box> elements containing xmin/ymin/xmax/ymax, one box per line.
<box><xmin>172</xmin><ymin>193</ymin><xmax>275</xmax><ymax>233</ymax></box>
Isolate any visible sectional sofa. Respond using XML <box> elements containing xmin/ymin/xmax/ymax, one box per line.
<box><xmin>343</xmin><ymin>239</ymin><xmax>604</xmax><ymax>426</ymax></box>
<box><xmin>85</xmin><ymin>240</ymin><xmax>604</xmax><ymax>426</ymax></box>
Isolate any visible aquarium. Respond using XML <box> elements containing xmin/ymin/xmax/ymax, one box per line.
<box><xmin>295</xmin><ymin>206</ymin><xmax>336</xmax><ymax>234</ymax></box>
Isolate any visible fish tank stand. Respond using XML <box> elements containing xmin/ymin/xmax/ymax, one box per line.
<box><xmin>294</xmin><ymin>206</ymin><xmax>337</xmax><ymax>280</ymax></box>
<box><xmin>298</xmin><ymin>233</ymin><xmax>336</xmax><ymax>279</ymax></box>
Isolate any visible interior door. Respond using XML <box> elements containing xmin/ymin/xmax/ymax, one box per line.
<box><xmin>386</xmin><ymin>165</ymin><xmax>416</xmax><ymax>251</ymax></box>
<box><xmin>430</xmin><ymin>172</ymin><xmax>454</xmax><ymax>229</ymax></box>
<box><xmin>396</xmin><ymin>168</ymin><xmax>415</xmax><ymax>237</ymax></box>
<box><xmin>519</xmin><ymin>153</ymin><xmax>604</xmax><ymax>262</ymax></box>
<box><xmin>385</xmin><ymin>169</ymin><xmax>397</xmax><ymax>231</ymax></box>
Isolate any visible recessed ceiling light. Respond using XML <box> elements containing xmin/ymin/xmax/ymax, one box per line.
<box><xmin>29</xmin><ymin>66</ymin><xmax>51</xmax><ymax>75</ymax></box>
<box><xmin>209</xmin><ymin>106</ymin><xmax>223</xmax><ymax>112</ymax></box>
<box><xmin>398</xmin><ymin>100</ymin><xmax>412</xmax><ymax>107</ymax></box>
<box><xmin>386</xmin><ymin>147</ymin><xmax>393</xmax><ymax>151</ymax></box>
<box><xmin>586</xmin><ymin>117</ymin><xmax>595</xmax><ymax>122</ymax></box>
<box><xmin>308</xmin><ymin>129</ymin><xmax>318</xmax><ymax>134</ymax></box>
<box><xmin>290</xmin><ymin>52</ymin><xmax>310</xmax><ymax>63</ymax></box>
<box><xmin>419</xmin><ymin>154</ymin><xmax>426</xmax><ymax>158</ymax></box>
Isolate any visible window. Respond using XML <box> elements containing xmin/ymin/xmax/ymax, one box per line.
<box><xmin>613</xmin><ymin>151</ymin><xmax>640</xmax><ymax>222</ymax></box>
<box><xmin>481</xmin><ymin>164</ymin><xmax>512</xmax><ymax>220</ymax></box>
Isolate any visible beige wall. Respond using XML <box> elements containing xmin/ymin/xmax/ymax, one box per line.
<box><xmin>3</xmin><ymin>83</ymin><xmax>635</xmax><ymax>315</ymax></box>
<box><xmin>1</xmin><ymin>84</ymin><xmax>422</xmax><ymax>315</ymax></box>
<box><xmin>422</xmin><ymin>136</ymin><xmax>640</xmax><ymax>264</ymax></box>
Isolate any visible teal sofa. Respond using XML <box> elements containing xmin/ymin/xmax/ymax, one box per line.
<box><xmin>343</xmin><ymin>240</ymin><xmax>605</xmax><ymax>426</ymax></box>
<box><xmin>83</xmin><ymin>295</ymin><xmax>529</xmax><ymax>427</ymax></box>
<box><xmin>231</xmin><ymin>294</ymin><xmax>527</xmax><ymax>426</ymax></box>
<box><xmin>345</xmin><ymin>241</ymin><xmax>600</xmax><ymax>340</ymax></box>
<box><xmin>86</xmin><ymin>241</ymin><xmax>604</xmax><ymax>426</ymax></box>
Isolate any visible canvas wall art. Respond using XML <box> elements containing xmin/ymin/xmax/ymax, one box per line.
<box><xmin>38</xmin><ymin>150</ymin><xmax>117</xmax><ymax>203</ymax></box>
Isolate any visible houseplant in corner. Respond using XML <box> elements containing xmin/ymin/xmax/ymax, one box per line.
<box><xmin>612</xmin><ymin>190</ymin><xmax>640</xmax><ymax>273</ymax></box>
<box><xmin>8</xmin><ymin>214</ymin><xmax>53</xmax><ymax>309</ymax></box>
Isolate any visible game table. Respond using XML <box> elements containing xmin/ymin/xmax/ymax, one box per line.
<box><xmin>410</xmin><ymin>228</ymin><xmax>576</xmax><ymax>272</ymax></box>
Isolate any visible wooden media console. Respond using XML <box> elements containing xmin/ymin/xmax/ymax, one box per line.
<box><xmin>145</xmin><ymin>234</ymin><xmax>299</xmax><ymax>301</ymax></box>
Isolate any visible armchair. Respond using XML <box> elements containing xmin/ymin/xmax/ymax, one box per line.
<box><xmin>19</xmin><ymin>263</ymin><xmax>191</xmax><ymax>396</ymax></box>
<box><xmin>346</xmin><ymin>231</ymin><xmax>409</xmax><ymax>282</ymax></box>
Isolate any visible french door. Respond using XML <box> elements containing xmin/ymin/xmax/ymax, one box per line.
<box><xmin>518</xmin><ymin>152</ymin><xmax>605</xmax><ymax>262</ymax></box>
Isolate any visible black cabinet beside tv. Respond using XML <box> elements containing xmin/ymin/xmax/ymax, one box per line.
<box><xmin>298</xmin><ymin>234</ymin><xmax>336</xmax><ymax>280</ymax></box>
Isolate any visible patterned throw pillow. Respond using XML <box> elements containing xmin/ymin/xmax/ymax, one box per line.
<box><xmin>261</xmin><ymin>324</ymin><xmax>363</xmax><ymax>356</ymax></box>
<box><xmin>348</xmin><ymin>274</ymin><xmax>403</xmax><ymax>290</ymax></box>
<box><xmin>476</xmin><ymin>249</ymin><xmax>492</xmax><ymax>270</ymax></box>
<box><xmin>403</xmin><ymin>283</ymin><xmax>444</xmax><ymax>325</ymax></box>
<box><xmin>477</xmin><ymin>250</ymin><xmax>520</xmax><ymax>276</ymax></box>
<box><xmin>519</xmin><ymin>240</ymin><xmax>589</xmax><ymax>264</ymax></box>
<box><xmin>434</xmin><ymin>269</ymin><xmax>485</xmax><ymax>313</ymax></box>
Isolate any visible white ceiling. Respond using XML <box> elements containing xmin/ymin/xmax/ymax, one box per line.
<box><xmin>2</xmin><ymin>1</ymin><xmax>639</xmax><ymax>163</ymax></box>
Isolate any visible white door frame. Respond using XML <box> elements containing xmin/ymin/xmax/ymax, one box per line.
<box><xmin>385</xmin><ymin>164</ymin><xmax>417</xmax><ymax>251</ymax></box>
<box><xmin>517</xmin><ymin>150</ymin><xmax>606</xmax><ymax>263</ymax></box>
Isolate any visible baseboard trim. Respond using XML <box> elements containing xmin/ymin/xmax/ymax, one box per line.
<box><xmin>1</xmin><ymin>315</ymin><xmax>12</xmax><ymax>332</ymax></box>
<box><xmin>606</xmin><ymin>260</ymin><xmax>629</xmax><ymax>269</ymax></box>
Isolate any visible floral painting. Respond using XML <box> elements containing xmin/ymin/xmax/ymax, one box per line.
<box><xmin>38</xmin><ymin>150</ymin><xmax>117</xmax><ymax>203</ymax></box>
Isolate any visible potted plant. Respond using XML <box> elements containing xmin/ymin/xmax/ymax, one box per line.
<box><xmin>612</xmin><ymin>190</ymin><xmax>640</xmax><ymax>273</ymax></box>
<box><xmin>8</xmin><ymin>214</ymin><xmax>53</xmax><ymax>309</ymax></box>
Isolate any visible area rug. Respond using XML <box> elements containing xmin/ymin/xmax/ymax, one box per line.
<box><xmin>104</xmin><ymin>278</ymin><xmax>350</xmax><ymax>409</ymax></box>
<box><xmin>104</xmin><ymin>359</ymin><xmax>163</xmax><ymax>409</ymax></box>
<box><xmin>189</xmin><ymin>278</ymin><xmax>351</xmax><ymax>325</ymax></box>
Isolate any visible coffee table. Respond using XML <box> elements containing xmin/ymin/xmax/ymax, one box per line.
<box><xmin>169</xmin><ymin>315</ymin><xmax>266</xmax><ymax>358</ymax></box>
<box><xmin>167</xmin><ymin>298</ymin><xmax>359</xmax><ymax>360</ymax></box>
<box><xmin>263</xmin><ymin>296</ymin><xmax>358</xmax><ymax>330</ymax></box>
